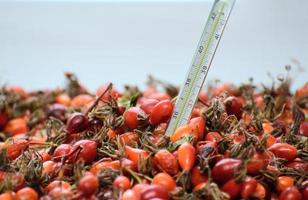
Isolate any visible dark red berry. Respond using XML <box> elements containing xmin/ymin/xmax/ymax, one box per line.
<box><xmin>211</xmin><ymin>158</ymin><xmax>242</xmax><ymax>184</ymax></box>
<box><xmin>47</xmin><ymin>104</ymin><xmax>67</xmax><ymax>122</ymax></box>
<box><xmin>69</xmin><ymin>140</ymin><xmax>97</xmax><ymax>164</ymax></box>
<box><xmin>0</xmin><ymin>111</ymin><xmax>9</xmax><ymax>131</ymax></box>
<box><xmin>299</xmin><ymin>121</ymin><xmax>308</xmax><ymax>137</ymax></box>
<box><xmin>224</xmin><ymin>96</ymin><xmax>244</xmax><ymax>119</ymax></box>
<box><xmin>88</xmin><ymin>119</ymin><xmax>103</xmax><ymax>131</ymax></box>
<box><xmin>279</xmin><ymin>186</ymin><xmax>302</xmax><ymax>200</ymax></box>
<box><xmin>66</xmin><ymin>113</ymin><xmax>89</xmax><ymax>134</ymax></box>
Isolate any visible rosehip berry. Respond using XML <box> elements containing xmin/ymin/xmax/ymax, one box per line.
<box><xmin>66</xmin><ymin>112</ymin><xmax>89</xmax><ymax>134</ymax></box>
<box><xmin>123</xmin><ymin>107</ymin><xmax>146</xmax><ymax>129</ymax></box>
<box><xmin>78</xmin><ymin>173</ymin><xmax>99</xmax><ymax>197</ymax></box>
<box><xmin>0</xmin><ymin>111</ymin><xmax>8</xmax><ymax>131</ymax></box>
<box><xmin>47</xmin><ymin>103</ymin><xmax>67</xmax><ymax>122</ymax></box>
<box><xmin>299</xmin><ymin>121</ymin><xmax>308</xmax><ymax>137</ymax></box>
<box><xmin>224</xmin><ymin>96</ymin><xmax>244</xmax><ymax>119</ymax></box>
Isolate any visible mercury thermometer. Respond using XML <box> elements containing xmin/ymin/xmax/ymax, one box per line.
<box><xmin>165</xmin><ymin>0</ymin><xmax>236</xmax><ymax>135</ymax></box>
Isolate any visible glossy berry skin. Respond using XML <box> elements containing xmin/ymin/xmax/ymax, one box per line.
<box><xmin>247</xmin><ymin>152</ymin><xmax>270</xmax><ymax>175</ymax></box>
<box><xmin>16</xmin><ymin>187</ymin><xmax>38</xmax><ymax>200</ymax></box>
<box><xmin>191</xmin><ymin>166</ymin><xmax>208</xmax><ymax>187</ymax></box>
<box><xmin>241</xmin><ymin>177</ymin><xmax>258</xmax><ymax>198</ymax></box>
<box><xmin>140</xmin><ymin>184</ymin><xmax>169</xmax><ymax>200</ymax></box>
<box><xmin>171</xmin><ymin>124</ymin><xmax>199</xmax><ymax>143</ymax></box>
<box><xmin>113</xmin><ymin>175</ymin><xmax>131</xmax><ymax>191</ymax></box>
<box><xmin>152</xmin><ymin>173</ymin><xmax>176</xmax><ymax>192</ymax></box>
<box><xmin>132</xmin><ymin>183</ymin><xmax>149</xmax><ymax>200</ymax></box>
<box><xmin>88</xmin><ymin>119</ymin><xmax>103</xmax><ymax>131</ymax></box>
<box><xmin>177</xmin><ymin>142</ymin><xmax>196</xmax><ymax>171</ymax></box>
<box><xmin>122</xmin><ymin>158</ymin><xmax>138</xmax><ymax>172</ymax></box>
<box><xmin>211</xmin><ymin>158</ymin><xmax>241</xmax><ymax>184</ymax></box>
<box><xmin>299</xmin><ymin>121</ymin><xmax>308</xmax><ymax>137</ymax></box>
<box><xmin>221</xmin><ymin>179</ymin><xmax>242</xmax><ymax>199</ymax></box>
<box><xmin>78</xmin><ymin>173</ymin><xmax>99</xmax><ymax>197</ymax></box>
<box><xmin>302</xmin><ymin>186</ymin><xmax>308</xmax><ymax>200</ymax></box>
<box><xmin>66</xmin><ymin>112</ymin><xmax>89</xmax><ymax>134</ymax></box>
<box><xmin>189</xmin><ymin>117</ymin><xmax>206</xmax><ymax>141</ymax></box>
<box><xmin>149</xmin><ymin>100</ymin><xmax>173</xmax><ymax>125</ymax></box>
<box><xmin>0</xmin><ymin>192</ymin><xmax>15</xmax><ymax>200</ymax></box>
<box><xmin>148</xmin><ymin>93</ymin><xmax>171</xmax><ymax>101</ymax></box>
<box><xmin>122</xmin><ymin>189</ymin><xmax>138</xmax><ymax>200</ymax></box>
<box><xmin>140</xmin><ymin>98</ymin><xmax>159</xmax><ymax>114</ymax></box>
<box><xmin>154</xmin><ymin>149</ymin><xmax>179</xmax><ymax>176</ymax></box>
<box><xmin>279</xmin><ymin>186</ymin><xmax>302</xmax><ymax>200</ymax></box>
<box><xmin>53</xmin><ymin>144</ymin><xmax>72</xmax><ymax>161</ymax></box>
<box><xmin>276</xmin><ymin>176</ymin><xmax>294</xmax><ymax>193</ymax></box>
<box><xmin>251</xmin><ymin>183</ymin><xmax>266</xmax><ymax>199</ymax></box>
<box><xmin>47</xmin><ymin>103</ymin><xmax>67</xmax><ymax>122</ymax></box>
<box><xmin>268</xmin><ymin>143</ymin><xmax>297</xmax><ymax>161</ymax></box>
<box><xmin>265</xmin><ymin>134</ymin><xmax>277</xmax><ymax>148</ymax></box>
<box><xmin>124</xmin><ymin>107</ymin><xmax>146</xmax><ymax>129</ymax></box>
<box><xmin>70</xmin><ymin>140</ymin><xmax>97</xmax><ymax>164</ymax></box>
<box><xmin>7</xmin><ymin>139</ymin><xmax>29</xmax><ymax>160</ymax></box>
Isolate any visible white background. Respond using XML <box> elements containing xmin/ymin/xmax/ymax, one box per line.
<box><xmin>0</xmin><ymin>0</ymin><xmax>307</xmax><ymax>91</ymax></box>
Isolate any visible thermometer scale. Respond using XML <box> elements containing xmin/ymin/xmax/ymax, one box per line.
<box><xmin>166</xmin><ymin>0</ymin><xmax>236</xmax><ymax>135</ymax></box>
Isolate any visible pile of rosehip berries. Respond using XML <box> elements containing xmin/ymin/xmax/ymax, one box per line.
<box><xmin>0</xmin><ymin>74</ymin><xmax>307</xmax><ymax>200</ymax></box>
